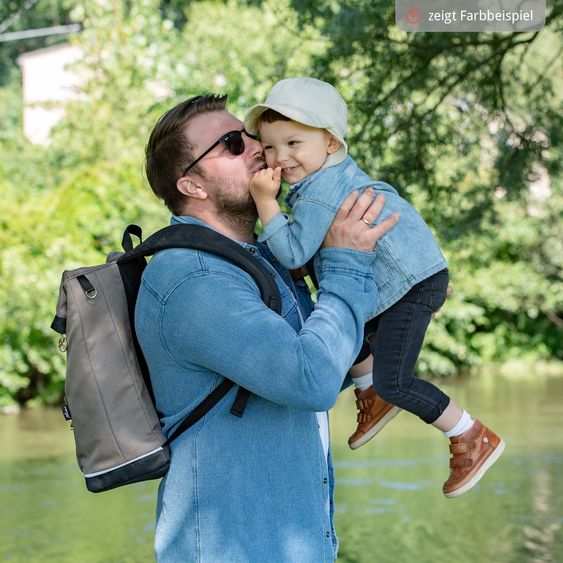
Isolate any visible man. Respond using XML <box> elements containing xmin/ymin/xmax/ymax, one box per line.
<box><xmin>136</xmin><ymin>94</ymin><xmax>398</xmax><ymax>562</ymax></box>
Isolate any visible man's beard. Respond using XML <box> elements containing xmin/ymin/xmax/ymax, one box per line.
<box><xmin>206</xmin><ymin>176</ymin><xmax>258</xmax><ymax>234</ymax></box>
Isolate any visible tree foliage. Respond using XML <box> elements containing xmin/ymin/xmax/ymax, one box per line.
<box><xmin>0</xmin><ymin>0</ymin><xmax>561</xmax><ymax>407</ymax></box>
<box><xmin>0</xmin><ymin>0</ymin><xmax>74</xmax><ymax>87</ymax></box>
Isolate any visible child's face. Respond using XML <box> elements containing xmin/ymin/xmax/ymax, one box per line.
<box><xmin>259</xmin><ymin>120</ymin><xmax>338</xmax><ymax>184</ymax></box>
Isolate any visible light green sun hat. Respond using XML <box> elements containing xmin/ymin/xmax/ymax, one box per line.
<box><xmin>244</xmin><ymin>77</ymin><xmax>348</xmax><ymax>164</ymax></box>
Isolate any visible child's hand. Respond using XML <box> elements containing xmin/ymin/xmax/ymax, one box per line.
<box><xmin>249</xmin><ymin>167</ymin><xmax>283</xmax><ymax>229</ymax></box>
<box><xmin>250</xmin><ymin>167</ymin><xmax>282</xmax><ymax>202</ymax></box>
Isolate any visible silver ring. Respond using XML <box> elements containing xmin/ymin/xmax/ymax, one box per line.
<box><xmin>362</xmin><ymin>218</ymin><xmax>371</xmax><ymax>226</ymax></box>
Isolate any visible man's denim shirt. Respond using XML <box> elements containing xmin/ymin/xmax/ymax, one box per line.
<box><xmin>135</xmin><ymin>215</ymin><xmax>378</xmax><ymax>562</ymax></box>
<box><xmin>259</xmin><ymin>156</ymin><xmax>448</xmax><ymax>318</ymax></box>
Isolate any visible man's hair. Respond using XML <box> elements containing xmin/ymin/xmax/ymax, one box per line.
<box><xmin>258</xmin><ymin>108</ymin><xmax>291</xmax><ymax>125</ymax></box>
<box><xmin>145</xmin><ymin>94</ymin><xmax>228</xmax><ymax>215</ymax></box>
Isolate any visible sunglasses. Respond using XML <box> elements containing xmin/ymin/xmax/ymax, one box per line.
<box><xmin>182</xmin><ymin>128</ymin><xmax>259</xmax><ymax>176</ymax></box>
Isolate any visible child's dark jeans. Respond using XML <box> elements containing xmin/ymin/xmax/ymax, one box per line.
<box><xmin>364</xmin><ymin>268</ymin><xmax>451</xmax><ymax>424</ymax></box>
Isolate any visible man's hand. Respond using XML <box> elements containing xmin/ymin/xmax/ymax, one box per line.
<box><xmin>323</xmin><ymin>188</ymin><xmax>399</xmax><ymax>252</ymax></box>
<box><xmin>249</xmin><ymin>167</ymin><xmax>282</xmax><ymax>202</ymax></box>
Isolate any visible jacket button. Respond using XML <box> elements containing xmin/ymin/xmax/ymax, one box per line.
<box><xmin>248</xmin><ymin>248</ymin><xmax>256</xmax><ymax>254</ymax></box>
<box><xmin>323</xmin><ymin>477</ymin><xmax>328</xmax><ymax>484</ymax></box>
<box><xmin>325</xmin><ymin>531</ymin><xmax>330</xmax><ymax>538</ymax></box>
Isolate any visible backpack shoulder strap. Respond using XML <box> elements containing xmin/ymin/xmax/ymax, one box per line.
<box><xmin>118</xmin><ymin>223</ymin><xmax>281</xmax><ymax>314</ymax></box>
<box><xmin>164</xmin><ymin>378</ymin><xmax>235</xmax><ymax>445</ymax></box>
<box><xmin>120</xmin><ymin>223</ymin><xmax>283</xmax><ymax>439</ymax></box>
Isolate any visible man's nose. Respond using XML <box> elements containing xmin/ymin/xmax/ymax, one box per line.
<box><xmin>243</xmin><ymin>132</ymin><xmax>263</xmax><ymax>158</ymax></box>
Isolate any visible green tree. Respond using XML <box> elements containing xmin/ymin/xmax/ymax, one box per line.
<box><xmin>0</xmin><ymin>0</ymin><xmax>74</xmax><ymax>87</ymax></box>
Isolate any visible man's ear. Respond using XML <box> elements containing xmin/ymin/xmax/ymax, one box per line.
<box><xmin>327</xmin><ymin>134</ymin><xmax>341</xmax><ymax>155</ymax></box>
<box><xmin>176</xmin><ymin>177</ymin><xmax>208</xmax><ymax>200</ymax></box>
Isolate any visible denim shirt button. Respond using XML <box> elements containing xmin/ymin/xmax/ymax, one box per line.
<box><xmin>323</xmin><ymin>477</ymin><xmax>328</xmax><ymax>484</ymax></box>
<box><xmin>248</xmin><ymin>247</ymin><xmax>256</xmax><ymax>254</ymax></box>
<box><xmin>325</xmin><ymin>531</ymin><xmax>331</xmax><ymax>538</ymax></box>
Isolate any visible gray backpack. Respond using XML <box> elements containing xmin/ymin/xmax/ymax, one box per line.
<box><xmin>52</xmin><ymin>224</ymin><xmax>281</xmax><ymax>493</ymax></box>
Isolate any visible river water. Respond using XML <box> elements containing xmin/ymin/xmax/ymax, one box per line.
<box><xmin>1</xmin><ymin>367</ymin><xmax>562</xmax><ymax>562</ymax></box>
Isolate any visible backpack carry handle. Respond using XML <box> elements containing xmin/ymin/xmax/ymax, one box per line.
<box><xmin>118</xmin><ymin>224</ymin><xmax>282</xmax><ymax>314</ymax></box>
<box><xmin>121</xmin><ymin>224</ymin><xmax>143</xmax><ymax>252</ymax></box>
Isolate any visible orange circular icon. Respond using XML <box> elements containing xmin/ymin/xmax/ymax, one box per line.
<box><xmin>405</xmin><ymin>7</ymin><xmax>421</xmax><ymax>24</ymax></box>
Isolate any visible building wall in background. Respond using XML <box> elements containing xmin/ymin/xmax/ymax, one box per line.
<box><xmin>18</xmin><ymin>43</ymin><xmax>82</xmax><ymax>144</ymax></box>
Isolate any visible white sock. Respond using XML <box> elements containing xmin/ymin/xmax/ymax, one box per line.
<box><xmin>444</xmin><ymin>410</ymin><xmax>475</xmax><ymax>438</ymax></box>
<box><xmin>352</xmin><ymin>372</ymin><xmax>372</xmax><ymax>392</ymax></box>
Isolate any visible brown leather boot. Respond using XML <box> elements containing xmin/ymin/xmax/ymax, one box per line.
<box><xmin>443</xmin><ymin>419</ymin><xmax>505</xmax><ymax>498</ymax></box>
<box><xmin>348</xmin><ymin>386</ymin><xmax>402</xmax><ymax>450</ymax></box>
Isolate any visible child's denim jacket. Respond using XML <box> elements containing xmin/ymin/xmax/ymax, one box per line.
<box><xmin>258</xmin><ymin>156</ymin><xmax>448</xmax><ymax>319</ymax></box>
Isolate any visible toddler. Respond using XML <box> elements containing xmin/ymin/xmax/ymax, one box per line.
<box><xmin>245</xmin><ymin>77</ymin><xmax>504</xmax><ymax>498</ymax></box>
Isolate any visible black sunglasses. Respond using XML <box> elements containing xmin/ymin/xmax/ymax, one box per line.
<box><xmin>181</xmin><ymin>128</ymin><xmax>259</xmax><ymax>176</ymax></box>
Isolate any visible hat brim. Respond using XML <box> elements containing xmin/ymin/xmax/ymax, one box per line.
<box><xmin>244</xmin><ymin>103</ymin><xmax>348</xmax><ymax>158</ymax></box>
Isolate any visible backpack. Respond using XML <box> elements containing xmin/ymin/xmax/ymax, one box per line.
<box><xmin>51</xmin><ymin>224</ymin><xmax>281</xmax><ymax>493</ymax></box>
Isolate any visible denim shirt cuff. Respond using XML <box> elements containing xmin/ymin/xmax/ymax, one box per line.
<box><xmin>257</xmin><ymin>212</ymin><xmax>289</xmax><ymax>243</ymax></box>
<box><xmin>317</xmin><ymin>247</ymin><xmax>375</xmax><ymax>279</ymax></box>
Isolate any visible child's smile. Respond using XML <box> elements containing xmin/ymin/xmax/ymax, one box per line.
<box><xmin>259</xmin><ymin>120</ymin><xmax>339</xmax><ymax>184</ymax></box>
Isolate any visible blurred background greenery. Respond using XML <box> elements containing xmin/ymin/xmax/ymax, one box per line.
<box><xmin>0</xmin><ymin>0</ymin><xmax>561</xmax><ymax>407</ymax></box>
<box><xmin>1</xmin><ymin>2</ymin><xmax>562</xmax><ymax>562</ymax></box>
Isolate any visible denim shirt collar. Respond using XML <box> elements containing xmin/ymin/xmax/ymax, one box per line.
<box><xmin>171</xmin><ymin>214</ymin><xmax>261</xmax><ymax>253</ymax></box>
<box><xmin>285</xmin><ymin>155</ymin><xmax>362</xmax><ymax>208</ymax></box>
